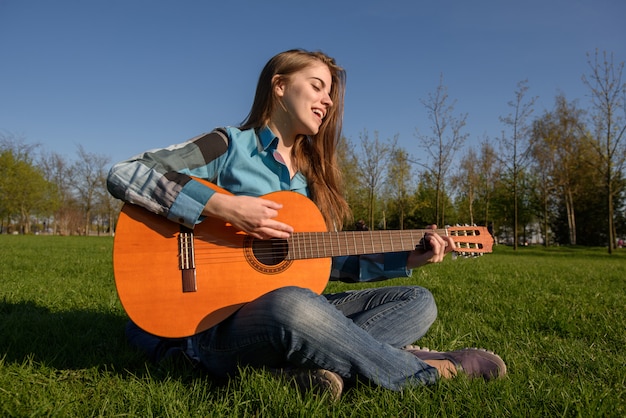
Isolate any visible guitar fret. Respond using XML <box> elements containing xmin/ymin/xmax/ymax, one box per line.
<box><xmin>349</xmin><ymin>231</ymin><xmax>354</xmax><ymax>255</ymax></box>
<box><xmin>311</xmin><ymin>232</ymin><xmax>320</xmax><ymax>258</ymax></box>
<box><xmin>326</xmin><ymin>232</ymin><xmax>332</xmax><ymax>258</ymax></box>
<box><xmin>316</xmin><ymin>232</ymin><xmax>321</xmax><ymax>258</ymax></box>
<box><xmin>336</xmin><ymin>232</ymin><xmax>341</xmax><ymax>256</ymax></box>
<box><xmin>358</xmin><ymin>232</ymin><xmax>362</xmax><ymax>254</ymax></box>
<box><xmin>374</xmin><ymin>230</ymin><xmax>379</xmax><ymax>253</ymax></box>
<box><xmin>294</xmin><ymin>234</ymin><xmax>300</xmax><ymax>259</ymax></box>
<box><xmin>300</xmin><ymin>233</ymin><xmax>306</xmax><ymax>259</ymax></box>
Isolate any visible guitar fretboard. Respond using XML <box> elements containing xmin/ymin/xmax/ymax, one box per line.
<box><xmin>286</xmin><ymin>229</ymin><xmax>444</xmax><ymax>260</ymax></box>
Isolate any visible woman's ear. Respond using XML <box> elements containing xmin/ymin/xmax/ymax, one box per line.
<box><xmin>272</xmin><ymin>74</ymin><xmax>286</xmax><ymax>97</ymax></box>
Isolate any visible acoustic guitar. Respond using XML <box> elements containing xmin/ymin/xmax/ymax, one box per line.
<box><xmin>113</xmin><ymin>180</ymin><xmax>493</xmax><ymax>338</ymax></box>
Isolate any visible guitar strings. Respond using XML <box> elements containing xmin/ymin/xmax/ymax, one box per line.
<box><xmin>163</xmin><ymin>228</ymin><xmax>490</xmax><ymax>274</ymax></box>
<box><xmin>187</xmin><ymin>228</ymin><xmax>487</xmax><ymax>263</ymax></box>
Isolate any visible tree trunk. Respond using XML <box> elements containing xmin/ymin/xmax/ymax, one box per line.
<box><xmin>565</xmin><ymin>188</ymin><xmax>576</xmax><ymax>245</ymax></box>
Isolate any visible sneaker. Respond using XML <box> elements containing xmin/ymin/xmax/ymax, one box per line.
<box><xmin>405</xmin><ymin>346</ymin><xmax>507</xmax><ymax>380</ymax></box>
<box><xmin>285</xmin><ymin>369</ymin><xmax>344</xmax><ymax>401</ymax></box>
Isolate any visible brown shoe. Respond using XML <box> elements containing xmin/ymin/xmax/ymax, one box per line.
<box><xmin>405</xmin><ymin>346</ymin><xmax>507</xmax><ymax>380</ymax></box>
<box><xmin>282</xmin><ymin>368</ymin><xmax>344</xmax><ymax>401</ymax></box>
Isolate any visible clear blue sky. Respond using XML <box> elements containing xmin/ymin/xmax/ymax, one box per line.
<box><xmin>1</xmin><ymin>0</ymin><xmax>625</xmax><ymax>166</ymax></box>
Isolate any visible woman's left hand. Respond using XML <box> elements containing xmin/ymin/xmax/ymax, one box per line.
<box><xmin>406</xmin><ymin>225</ymin><xmax>456</xmax><ymax>269</ymax></box>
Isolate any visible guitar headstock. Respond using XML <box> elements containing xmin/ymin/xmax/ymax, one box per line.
<box><xmin>446</xmin><ymin>226</ymin><xmax>493</xmax><ymax>256</ymax></box>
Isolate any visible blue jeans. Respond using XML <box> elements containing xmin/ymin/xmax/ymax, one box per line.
<box><xmin>190</xmin><ymin>285</ymin><xmax>439</xmax><ymax>390</ymax></box>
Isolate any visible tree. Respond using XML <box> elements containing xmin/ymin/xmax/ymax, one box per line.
<box><xmin>39</xmin><ymin>151</ymin><xmax>78</xmax><ymax>234</ymax></box>
<box><xmin>356</xmin><ymin>130</ymin><xmax>395</xmax><ymax>230</ymax></box>
<box><xmin>411</xmin><ymin>172</ymin><xmax>438</xmax><ymax>227</ymax></box>
<box><xmin>385</xmin><ymin>146</ymin><xmax>414</xmax><ymax>229</ymax></box>
<box><xmin>528</xmin><ymin>136</ymin><xmax>556</xmax><ymax>246</ymax></box>
<box><xmin>0</xmin><ymin>149</ymin><xmax>56</xmax><ymax>234</ymax></box>
<box><xmin>531</xmin><ymin>94</ymin><xmax>587</xmax><ymax>245</ymax></box>
<box><xmin>476</xmin><ymin>139</ymin><xmax>500</xmax><ymax>228</ymax></box>
<box><xmin>0</xmin><ymin>134</ymin><xmax>57</xmax><ymax>234</ymax></box>
<box><xmin>0</xmin><ymin>133</ymin><xmax>39</xmax><ymax>161</ymax></box>
<box><xmin>95</xmin><ymin>182</ymin><xmax>121</xmax><ymax>236</ymax></box>
<box><xmin>569</xmin><ymin>149</ymin><xmax>608</xmax><ymax>246</ymax></box>
<box><xmin>454</xmin><ymin>139</ymin><xmax>501</xmax><ymax>232</ymax></box>
<box><xmin>489</xmin><ymin>170</ymin><xmax>516</xmax><ymax>245</ymax></box>
<box><xmin>336</xmin><ymin>136</ymin><xmax>366</xmax><ymax>226</ymax></box>
<box><xmin>498</xmin><ymin>80</ymin><xmax>537</xmax><ymax>250</ymax></box>
<box><xmin>415</xmin><ymin>74</ymin><xmax>468</xmax><ymax>227</ymax></box>
<box><xmin>452</xmin><ymin>146</ymin><xmax>479</xmax><ymax>225</ymax></box>
<box><xmin>72</xmin><ymin>145</ymin><xmax>111</xmax><ymax>235</ymax></box>
<box><xmin>582</xmin><ymin>50</ymin><xmax>626</xmax><ymax>253</ymax></box>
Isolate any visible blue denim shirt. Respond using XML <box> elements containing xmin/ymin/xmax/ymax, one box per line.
<box><xmin>107</xmin><ymin>126</ymin><xmax>411</xmax><ymax>282</ymax></box>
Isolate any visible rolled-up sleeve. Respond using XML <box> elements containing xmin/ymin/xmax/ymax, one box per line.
<box><xmin>106</xmin><ymin>130</ymin><xmax>229</xmax><ymax>228</ymax></box>
<box><xmin>166</xmin><ymin>177</ymin><xmax>215</xmax><ymax>228</ymax></box>
<box><xmin>330</xmin><ymin>252</ymin><xmax>412</xmax><ymax>283</ymax></box>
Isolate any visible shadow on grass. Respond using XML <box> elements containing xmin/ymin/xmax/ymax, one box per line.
<box><xmin>0</xmin><ymin>299</ymin><xmax>131</xmax><ymax>369</ymax></box>
<box><xmin>0</xmin><ymin>298</ymin><xmax>219</xmax><ymax>384</ymax></box>
<box><xmin>0</xmin><ymin>300</ymin><xmax>202</xmax><ymax>377</ymax></box>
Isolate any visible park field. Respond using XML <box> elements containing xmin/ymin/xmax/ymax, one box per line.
<box><xmin>1</xmin><ymin>235</ymin><xmax>625</xmax><ymax>417</ymax></box>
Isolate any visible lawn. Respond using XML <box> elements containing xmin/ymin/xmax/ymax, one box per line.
<box><xmin>1</xmin><ymin>235</ymin><xmax>625</xmax><ymax>417</ymax></box>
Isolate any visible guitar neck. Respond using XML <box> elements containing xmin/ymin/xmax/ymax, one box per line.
<box><xmin>287</xmin><ymin>229</ymin><xmax>445</xmax><ymax>259</ymax></box>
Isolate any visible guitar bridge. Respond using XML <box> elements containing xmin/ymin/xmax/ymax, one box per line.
<box><xmin>179</xmin><ymin>226</ymin><xmax>197</xmax><ymax>292</ymax></box>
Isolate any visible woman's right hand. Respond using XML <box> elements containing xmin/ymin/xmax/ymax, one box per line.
<box><xmin>202</xmin><ymin>193</ymin><xmax>294</xmax><ymax>240</ymax></box>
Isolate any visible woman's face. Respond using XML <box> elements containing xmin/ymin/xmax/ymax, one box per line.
<box><xmin>273</xmin><ymin>61</ymin><xmax>334</xmax><ymax>138</ymax></box>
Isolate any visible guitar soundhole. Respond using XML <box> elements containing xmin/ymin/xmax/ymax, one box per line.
<box><xmin>244</xmin><ymin>237</ymin><xmax>292</xmax><ymax>274</ymax></box>
<box><xmin>253</xmin><ymin>239</ymin><xmax>288</xmax><ymax>265</ymax></box>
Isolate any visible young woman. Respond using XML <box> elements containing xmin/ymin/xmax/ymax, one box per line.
<box><xmin>107</xmin><ymin>49</ymin><xmax>505</xmax><ymax>399</ymax></box>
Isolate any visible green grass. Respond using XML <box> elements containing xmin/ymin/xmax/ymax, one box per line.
<box><xmin>1</xmin><ymin>235</ymin><xmax>625</xmax><ymax>417</ymax></box>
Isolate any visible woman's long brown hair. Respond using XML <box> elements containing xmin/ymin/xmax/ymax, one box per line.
<box><xmin>240</xmin><ymin>49</ymin><xmax>352</xmax><ymax>230</ymax></box>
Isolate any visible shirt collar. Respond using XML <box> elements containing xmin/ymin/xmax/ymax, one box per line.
<box><xmin>258</xmin><ymin>126</ymin><xmax>279</xmax><ymax>151</ymax></box>
<box><xmin>257</xmin><ymin>125</ymin><xmax>308</xmax><ymax>190</ymax></box>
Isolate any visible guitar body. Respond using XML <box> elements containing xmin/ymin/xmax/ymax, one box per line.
<box><xmin>113</xmin><ymin>185</ymin><xmax>330</xmax><ymax>338</ymax></box>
